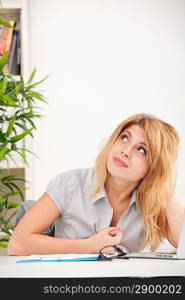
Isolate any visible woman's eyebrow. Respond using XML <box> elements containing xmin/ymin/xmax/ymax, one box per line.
<box><xmin>124</xmin><ymin>130</ymin><xmax>132</xmax><ymax>137</ymax></box>
<box><xmin>124</xmin><ymin>129</ymin><xmax>147</xmax><ymax>146</ymax></box>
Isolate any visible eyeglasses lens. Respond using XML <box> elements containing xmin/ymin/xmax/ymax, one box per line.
<box><xmin>100</xmin><ymin>246</ymin><xmax>118</xmax><ymax>258</ymax></box>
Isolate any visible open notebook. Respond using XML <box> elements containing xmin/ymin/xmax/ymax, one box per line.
<box><xmin>16</xmin><ymin>254</ymin><xmax>99</xmax><ymax>263</ymax></box>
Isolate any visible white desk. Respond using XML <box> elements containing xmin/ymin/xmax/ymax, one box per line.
<box><xmin>0</xmin><ymin>256</ymin><xmax>185</xmax><ymax>278</ymax></box>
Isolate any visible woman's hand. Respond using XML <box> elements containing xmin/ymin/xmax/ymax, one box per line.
<box><xmin>88</xmin><ymin>227</ymin><xmax>123</xmax><ymax>253</ymax></box>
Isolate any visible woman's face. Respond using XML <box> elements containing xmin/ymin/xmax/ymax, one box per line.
<box><xmin>106</xmin><ymin>125</ymin><xmax>150</xmax><ymax>184</ymax></box>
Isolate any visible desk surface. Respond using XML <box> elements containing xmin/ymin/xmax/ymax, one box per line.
<box><xmin>0</xmin><ymin>256</ymin><xmax>185</xmax><ymax>278</ymax></box>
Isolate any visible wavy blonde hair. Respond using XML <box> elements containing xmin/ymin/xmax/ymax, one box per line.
<box><xmin>92</xmin><ymin>113</ymin><xmax>179</xmax><ymax>251</ymax></box>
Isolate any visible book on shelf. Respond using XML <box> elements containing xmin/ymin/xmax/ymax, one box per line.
<box><xmin>0</xmin><ymin>20</ymin><xmax>21</xmax><ymax>75</ymax></box>
<box><xmin>0</xmin><ymin>20</ymin><xmax>15</xmax><ymax>54</ymax></box>
<box><xmin>0</xmin><ymin>25</ymin><xmax>8</xmax><ymax>54</ymax></box>
<box><xmin>8</xmin><ymin>29</ymin><xmax>21</xmax><ymax>75</ymax></box>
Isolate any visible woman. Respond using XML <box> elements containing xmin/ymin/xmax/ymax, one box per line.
<box><xmin>8</xmin><ymin>113</ymin><xmax>184</xmax><ymax>255</ymax></box>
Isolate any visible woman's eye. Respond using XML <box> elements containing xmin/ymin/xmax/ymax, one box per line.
<box><xmin>138</xmin><ymin>147</ymin><xmax>146</xmax><ymax>155</ymax></box>
<box><xmin>120</xmin><ymin>134</ymin><xmax>129</xmax><ymax>142</ymax></box>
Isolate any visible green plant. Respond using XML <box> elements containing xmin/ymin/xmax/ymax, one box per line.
<box><xmin>0</xmin><ymin>49</ymin><xmax>47</xmax><ymax>248</ymax></box>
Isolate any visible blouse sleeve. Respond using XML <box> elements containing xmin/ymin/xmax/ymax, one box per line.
<box><xmin>45</xmin><ymin>172</ymin><xmax>69</xmax><ymax>214</ymax></box>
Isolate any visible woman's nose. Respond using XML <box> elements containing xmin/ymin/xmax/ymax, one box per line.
<box><xmin>121</xmin><ymin>145</ymin><xmax>131</xmax><ymax>158</ymax></box>
<box><xmin>122</xmin><ymin>152</ymin><xmax>129</xmax><ymax>158</ymax></box>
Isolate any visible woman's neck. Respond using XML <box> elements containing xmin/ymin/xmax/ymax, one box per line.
<box><xmin>105</xmin><ymin>175</ymin><xmax>138</xmax><ymax>204</ymax></box>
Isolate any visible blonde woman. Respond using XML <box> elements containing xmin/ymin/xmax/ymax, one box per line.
<box><xmin>8</xmin><ymin>113</ymin><xmax>184</xmax><ymax>255</ymax></box>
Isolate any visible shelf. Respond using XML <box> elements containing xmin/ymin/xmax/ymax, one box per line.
<box><xmin>0</xmin><ymin>0</ymin><xmax>22</xmax><ymax>9</ymax></box>
<box><xmin>0</xmin><ymin>8</ymin><xmax>21</xmax><ymax>19</ymax></box>
<box><xmin>0</xmin><ymin>0</ymin><xmax>31</xmax><ymax>201</ymax></box>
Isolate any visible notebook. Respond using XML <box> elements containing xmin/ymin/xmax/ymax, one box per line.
<box><xmin>16</xmin><ymin>253</ymin><xmax>99</xmax><ymax>263</ymax></box>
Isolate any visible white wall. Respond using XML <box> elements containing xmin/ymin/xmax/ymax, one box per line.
<box><xmin>26</xmin><ymin>0</ymin><xmax>185</xmax><ymax>202</ymax></box>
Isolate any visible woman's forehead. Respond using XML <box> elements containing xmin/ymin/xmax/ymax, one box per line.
<box><xmin>121</xmin><ymin>125</ymin><xmax>147</xmax><ymax>144</ymax></box>
<box><xmin>122</xmin><ymin>124</ymin><xmax>144</xmax><ymax>136</ymax></box>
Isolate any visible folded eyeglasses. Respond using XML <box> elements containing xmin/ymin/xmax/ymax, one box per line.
<box><xmin>98</xmin><ymin>244</ymin><xmax>130</xmax><ymax>261</ymax></box>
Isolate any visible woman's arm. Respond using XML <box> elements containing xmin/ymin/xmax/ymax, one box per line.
<box><xmin>8</xmin><ymin>193</ymin><xmax>122</xmax><ymax>255</ymax></box>
<box><xmin>165</xmin><ymin>197</ymin><xmax>185</xmax><ymax>248</ymax></box>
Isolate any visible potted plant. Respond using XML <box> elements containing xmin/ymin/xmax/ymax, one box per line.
<box><xmin>0</xmin><ymin>47</ymin><xmax>47</xmax><ymax>250</ymax></box>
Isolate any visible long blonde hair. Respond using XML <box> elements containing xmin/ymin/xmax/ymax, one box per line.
<box><xmin>92</xmin><ymin>113</ymin><xmax>179</xmax><ymax>251</ymax></box>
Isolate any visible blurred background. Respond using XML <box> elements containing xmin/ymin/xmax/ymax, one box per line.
<box><xmin>20</xmin><ymin>0</ymin><xmax>185</xmax><ymax>202</ymax></box>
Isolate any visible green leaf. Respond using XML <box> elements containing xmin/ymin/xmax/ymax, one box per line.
<box><xmin>0</xmin><ymin>237</ymin><xmax>9</xmax><ymax>242</ymax></box>
<box><xmin>1</xmin><ymin>182</ymin><xmax>14</xmax><ymax>193</ymax></box>
<box><xmin>23</xmin><ymin>113</ymin><xmax>42</xmax><ymax>118</ymax></box>
<box><xmin>15</xmin><ymin>81</ymin><xmax>24</xmax><ymax>92</ymax></box>
<box><xmin>0</xmin><ymin>131</ymin><xmax>7</xmax><ymax>143</ymax></box>
<box><xmin>0</xmin><ymin>216</ymin><xmax>6</xmax><ymax>224</ymax></box>
<box><xmin>0</xmin><ymin>94</ymin><xmax>18</xmax><ymax>107</ymax></box>
<box><xmin>5</xmin><ymin>112</ymin><xmax>17</xmax><ymax>137</ymax></box>
<box><xmin>27</xmin><ymin>91</ymin><xmax>47</xmax><ymax>103</ymax></box>
<box><xmin>0</xmin><ymin>146</ymin><xmax>9</xmax><ymax>160</ymax></box>
<box><xmin>0</xmin><ymin>190</ymin><xmax>23</xmax><ymax>200</ymax></box>
<box><xmin>0</xmin><ymin>51</ymin><xmax>9</xmax><ymax>72</ymax></box>
<box><xmin>1</xmin><ymin>227</ymin><xmax>12</xmax><ymax>234</ymax></box>
<box><xmin>0</xmin><ymin>177</ymin><xmax>26</xmax><ymax>192</ymax></box>
<box><xmin>1</xmin><ymin>175</ymin><xmax>27</xmax><ymax>183</ymax></box>
<box><xmin>14</xmin><ymin>122</ymin><xmax>28</xmax><ymax>132</ymax></box>
<box><xmin>27</xmin><ymin>68</ymin><xmax>36</xmax><ymax>84</ymax></box>
<box><xmin>0</xmin><ymin>76</ymin><xmax>8</xmax><ymax>96</ymax></box>
<box><xmin>20</xmin><ymin>74</ymin><xmax>24</xmax><ymax>85</ymax></box>
<box><xmin>13</xmin><ymin>149</ymin><xmax>29</xmax><ymax>167</ymax></box>
<box><xmin>9</xmin><ymin>127</ymin><xmax>34</xmax><ymax>142</ymax></box>
<box><xmin>0</xmin><ymin>19</ymin><xmax>15</xmax><ymax>28</ymax></box>
<box><xmin>21</xmin><ymin>117</ymin><xmax>36</xmax><ymax>130</ymax></box>
<box><xmin>0</xmin><ymin>242</ymin><xmax>8</xmax><ymax>248</ymax></box>
<box><xmin>7</xmin><ymin>202</ymin><xmax>20</xmax><ymax>209</ymax></box>
<box><xmin>27</xmin><ymin>74</ymin><xmax>49</xmax><ymax>90</ymax></box>
<box><xmin>19</xmin><ymin>148</ymin><xmax>38</xmax><ymax>158</ymax></box>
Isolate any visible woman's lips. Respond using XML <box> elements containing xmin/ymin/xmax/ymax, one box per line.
<box><xmin>113</xmin><ymin>157</ymin><xmax>128</xmax><ymax>168</ymax></box>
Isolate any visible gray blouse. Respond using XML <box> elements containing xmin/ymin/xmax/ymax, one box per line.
<box><xmin>45</xmin><ymin>167</ymin><xmax>146</xmax><ymax>252</ymax></box>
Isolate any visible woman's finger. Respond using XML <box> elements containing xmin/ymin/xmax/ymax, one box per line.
<box><xmin>109</xmin><ymin>230</ymin><xmax>118</xmax><ymax>236</ymax></box>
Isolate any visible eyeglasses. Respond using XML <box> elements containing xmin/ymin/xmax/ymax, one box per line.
<box><xmin>98</xmin><ymin>244</ymin><xmax>130</xmax><ymax>261</ymax></box>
